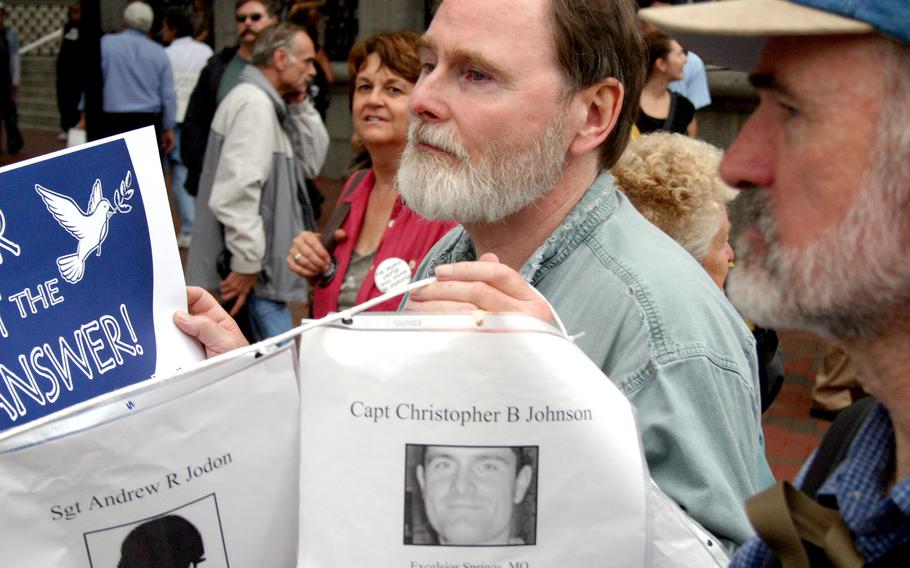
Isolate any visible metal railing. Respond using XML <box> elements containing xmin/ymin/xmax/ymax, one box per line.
<box><xmin>19</xmin><ymin>28</ymin><xmax>62</xmax><ymax>56</ymax></box>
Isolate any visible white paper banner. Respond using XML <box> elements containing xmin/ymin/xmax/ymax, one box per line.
<box><xmin>297</xmin><ymin>313</ymin><xmax>650</xmax><ymax>566</ymax></box>
<box><xmin>0</xmin><ymin>344</ymin><xmax>299</xmax><ymax>567</ymax></box>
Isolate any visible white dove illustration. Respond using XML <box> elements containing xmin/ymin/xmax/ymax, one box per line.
<box><xmin>35</xmin><ymin>180</ymin><xmax>114</xmax><ymax>284</ymax></box>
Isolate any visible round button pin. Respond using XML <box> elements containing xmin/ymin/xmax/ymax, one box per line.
<box><xmin>374</xmin><ymin>257</ymin><xmax>412</xmax><ymax>293</ymax></box>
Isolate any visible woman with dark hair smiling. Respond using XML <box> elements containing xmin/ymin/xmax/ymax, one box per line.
<box><xmin>287</xmin><ymin>32</ymin><xmax>455</xmax><ymax>317</ymax></box>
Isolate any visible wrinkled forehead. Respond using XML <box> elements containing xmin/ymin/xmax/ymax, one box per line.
<box><xmin>424</xmin><ymin>0</ymin><xmax>559</xmax><ymax>69</ymax></box>
<box><xmin>750</xmin><ymin>34</ymin><xmax>888</xmax><ymax>108</ymax></box>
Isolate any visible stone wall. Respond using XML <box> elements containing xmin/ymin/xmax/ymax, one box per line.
<box><xmin>698</xmin><ymin>68</ymin><xmax>758</xmax><ymax>151</ymax></box>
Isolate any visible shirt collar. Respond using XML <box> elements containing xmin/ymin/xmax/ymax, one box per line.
<box><xmin>238</xmin><ymin>65</ymin><xmax>287</xmax><ymax>120</ymax></box>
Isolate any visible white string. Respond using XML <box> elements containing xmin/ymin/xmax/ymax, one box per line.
<box><xmin>220</xmin><ymin>273</ymin><xmax>570</xmax><ymax>363</ymax></box>
<box><xmin>244</xmin><ymin>273</ymin><xmax>570</xmax><ymax>352</ymax></box>
<box><xmin>527</xmin><ymin>285</ymin><xmax>569</xmax><ymax>338</ymax></box>
<box><xmin>210</xmin><ymin>277</ymin><xmax>441</xmax><ymax>364</ymax></box>
<box><xmin>0</xmin><ymin>276</ymin><xmax>574</xmax><ymax>443</ymax></box>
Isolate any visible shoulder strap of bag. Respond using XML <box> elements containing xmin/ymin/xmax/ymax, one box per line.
<box><xmin>748</xmin><ymin>398</ymin><xmax>878</xmax><ymax>568</ymax></box>
<box><xmin>319</xmin><ymin>169</ymin><xmax>370</xmax><ymax>253</ymax></box>
<box><xmin>801</xmin><ymin>397</ymin><xmax>877</xmax><ymax>498</ymax></box>
<box><xmin>747</xmin><ymin>481</ymin><xmax>864</xmax><ymax>568</ymax></box>
<box><xmin>663</xmin><ymin>92</ymin><xmax>679</xmax><ymax>131</ymax></box>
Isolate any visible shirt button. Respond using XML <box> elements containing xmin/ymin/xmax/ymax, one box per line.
<box><xmin>409</xmin><ymin>260</ymin><xmax>416</xmax><ymax>269</ymax></box>
<box><xmin>387</xmin><ymin>220</ymin><xmax>395</xmax><ymax>228</ymax></box>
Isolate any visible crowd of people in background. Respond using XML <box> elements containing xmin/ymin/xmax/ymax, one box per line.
<box><xmin>5</xmin><ymin>0</ymin><xmax>905</xmax><ymax>564</ymax></box>
<box><xmin>0</xmin><ymin>2</ymin><xmax>22</xmax><ymax>155</ymax></box>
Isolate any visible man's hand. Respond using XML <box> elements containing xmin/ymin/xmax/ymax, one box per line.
<box><xmin>287</xmin><ymin>229</ymin><xmax>345</xmax><ymax>282</ymax></box>
<box><xmin>174</xmin><ymin>286</ymin><xmax>249</xmax><ymax>358</ymax></box>
<box><xmin>161</xmin><ymin>128</ymin><xmax>176</xmax><ymax>154</ymax></box>
<box><xmin>405</xmin><ymin>253</ymin><xmax>554</xmax><ymax>323</ymax></box>
<box><xmin>220</xmin><ymin>271</ymin><xmax>258</xmax><ymax>316</ymax></box>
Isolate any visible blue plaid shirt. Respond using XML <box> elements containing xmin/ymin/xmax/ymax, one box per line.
<box><xmin>731</xmin><ymin>402</ymin><xmax>910</xmax><ymax>565</ymax></box>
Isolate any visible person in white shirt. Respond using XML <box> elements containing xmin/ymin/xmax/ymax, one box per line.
<box><xmin>639</xmin><ymin>1</ymin><xmax>711</xmax><ymax>110</ymax></box>
<box><xmin>163</xmin><ymin>7</ymin><xmax>213</xmax><ymax>248</ymax></box>
<box><xmin>669</xmin><ymin>49</ymin><xmax>710</xmax><ymax>110</ymax></box>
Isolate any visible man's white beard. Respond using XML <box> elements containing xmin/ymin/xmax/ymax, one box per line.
<box><xmin>397</xmin><ymin>113</ymin><xmax>568</xmax><ymax>224</ymax></box>
<box><xmin>726</xmin><ymin>170</ymin><xmax>910</xmax><ymax>338</ymax></box>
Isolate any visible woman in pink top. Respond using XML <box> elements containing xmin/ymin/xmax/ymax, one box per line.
<box><xmin>287</xmin><ymin>32</ymin><xmax>456</xmax><ymax>317</ymax></box>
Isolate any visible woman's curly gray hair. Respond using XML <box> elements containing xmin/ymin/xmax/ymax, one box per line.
<box><xmin>613</xmin><ymin>132</ymin><xmax>735</xmax><ymax>263</ymax></box>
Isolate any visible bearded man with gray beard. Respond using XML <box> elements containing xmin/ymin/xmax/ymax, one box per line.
<box><xmin>396</xmin><ymin>0</ymin><xmax>771</xmax><ymax>553</ymax></box>
<box><xmin>642</xmin><ymin>0</ymin><xmax>910</xmax><ymax>563</ymax></box>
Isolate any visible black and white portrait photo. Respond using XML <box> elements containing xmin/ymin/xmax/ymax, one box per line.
<box><xmin>83</xmin><ymin>494</ymin><xmax>229</xmax><ymax>567</ymax></box>
<box><xmin>404</xmin><ymin>444</ymin><xmax>538</xmax><ymax>546</ymax></box>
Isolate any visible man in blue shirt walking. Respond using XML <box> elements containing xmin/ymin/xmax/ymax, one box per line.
<box><xmin>99</xmin><ymin>1</ymin><xmax>176</xmax><ymax>154</ymax></box>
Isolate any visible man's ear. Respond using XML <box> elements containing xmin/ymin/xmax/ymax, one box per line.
<box><xmin>512</xmin><ymin>465</ymin><xmax>533</xmax><ymax>504</ymax></box>
<box><xmin>273</xmin><ymin>47</ymin><xmax>288</xmax><ymax>72</ymax></box>
<box><xmin>568</xmin><ymin>77</ymin><xmax>624</xmax><ymax>157</ymax></box>
<box><xmin>416</xmin><ymin>464</ymin><xmax>426</xmax><ymax>493</ymax></box>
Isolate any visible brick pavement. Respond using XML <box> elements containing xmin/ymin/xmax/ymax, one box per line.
<box><xmin>0</xmin><ymin>127</ymin><xmax>66</xmax><ymax>167</ymax></box>
<box><xmin>8</xmin><ymin>127</ymin><xmax>834</xmax><ymax>483</ymax></box>
<box><xmin>765</xmin><ymin>330</ymin><xmax>831</xmax><ymax>481</ymax></box>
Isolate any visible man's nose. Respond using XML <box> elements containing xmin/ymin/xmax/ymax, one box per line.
<box><xmin>409</xmin><ymin>68</ymin><xmax>446</xmax><ymax>123</ymax></box>
<box><xmin>718</xmin><ymin>110</ymin><xmax>775</xmax><ymax>191</ymax></box>
<box><xmin>450</xmin><ymin>466</ymin><xmax>475</xmax><ymax>494</ymax></box>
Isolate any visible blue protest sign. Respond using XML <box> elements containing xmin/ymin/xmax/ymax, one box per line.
<box><xmin>0</xmin><ymin>128</ymin><xmax>202</xmax><ymax>432</ymax></box>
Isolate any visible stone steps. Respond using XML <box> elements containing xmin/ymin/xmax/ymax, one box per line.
<box><xmin>19</xmin><ymin>55</ymin><xmax>59</xmax><ymax>131</ymax></box>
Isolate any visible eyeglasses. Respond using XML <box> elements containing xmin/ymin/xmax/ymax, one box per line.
<box><xmin>235</xmin><ymin>13</ymin><xmax>264</xmax><ymax>23</ymax></box>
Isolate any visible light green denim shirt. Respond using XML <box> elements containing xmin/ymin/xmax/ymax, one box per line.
<box><xmin>414</xmin><ymin>172</ymin><xmax>763</xmax><ymax>551</ymax></box>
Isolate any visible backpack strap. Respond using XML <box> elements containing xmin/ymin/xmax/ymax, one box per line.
<box><xmin>663</xmin><ymin>92</ymin><xmax>679</xmax><ymax>132</ymax></box>
<box><xmin>747</xmin><ymin>481</ymin><xmax>864</xmax><ymax>568</ymax></box>
<box><xmin>319</xmin><ymin>169</ymin><xmax>370</xmax><ymax>252</ymax></box>
<box><xmin>800</xmin><ymin>397</ymin><xmax>877</xmax><ymax>499</ymax></box>
<box><xmin>750</xmin><ymin>398</ymin><xmax>878</xmax><ymax>567</ymax></box>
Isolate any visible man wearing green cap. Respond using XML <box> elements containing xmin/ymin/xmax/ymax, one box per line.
<box><xmin>642</xmin><ymin>0</ymin><xmax>910</xmax><ymax>564</ymax></box>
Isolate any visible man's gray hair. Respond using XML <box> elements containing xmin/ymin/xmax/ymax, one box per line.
<box><xmin>123</xmin><ymin>1</ymin><xmax>154</xmax><ymax>33</ymax></box>
<box><xmin>251</xmin><ymin>23</ymin><xmax>303</xmax><ymax>69</ymax></box>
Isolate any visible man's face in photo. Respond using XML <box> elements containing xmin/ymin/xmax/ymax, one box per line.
<box><xmin>417</xmin><ymin>446</ymin><xmax>532</xmax><ymax>545</ymax></box>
